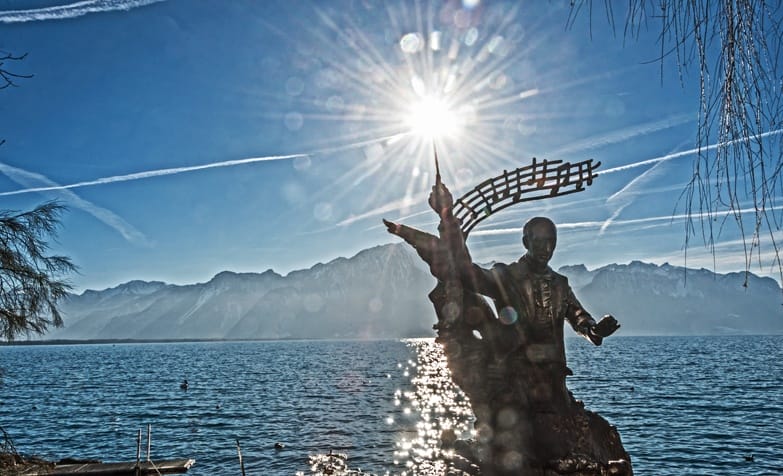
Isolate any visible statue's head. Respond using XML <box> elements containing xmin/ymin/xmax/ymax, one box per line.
<box><xmin>522</xmin><ymin>217</ymin><xmax>557</xmax><ymax>267</ymax></box>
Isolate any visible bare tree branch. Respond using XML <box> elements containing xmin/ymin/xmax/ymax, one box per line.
<box><xmin>0</xmin><ymin>51</ymin><xmax>33</xmax><ymax>89</ymax></box>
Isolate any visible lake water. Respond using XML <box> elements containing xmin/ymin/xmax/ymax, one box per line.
<box><xmin>0</xmin><ymin>335</ymin><xmax>781</xmax><ymax>475</ymax></box>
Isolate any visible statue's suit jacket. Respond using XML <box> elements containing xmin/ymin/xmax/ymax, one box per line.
<box><xmin>462</xmin><ymin>256</ymin><xmax>592</xmax><ymax>369</ymax></box>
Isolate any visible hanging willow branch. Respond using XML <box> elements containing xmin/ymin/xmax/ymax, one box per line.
<box><xmin>569</xmin><ymin>0</ymin><xmax>783</xmax><ymax>285</ymax></box>
<box><xmin>0</xmin><ymin>202</ymin><xmax>76</xmax><ymax>341</ymax></box>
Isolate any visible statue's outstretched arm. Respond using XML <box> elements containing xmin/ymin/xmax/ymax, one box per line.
<box><xmin>565</xmin><ymin>288</ymin><xmax>620</xmax><ymax>346</ymax></box>
<box><xmin>383</xmin><ymin>180</ymin><xmax>499</xmax><ymax>294</ymax></box>
<box><xmin>383</xmin><ymin>219</ymin><xmax>439</xmax><ymax>265</ymax></box>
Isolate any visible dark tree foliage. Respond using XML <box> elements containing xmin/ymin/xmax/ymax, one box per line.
<box><xmin>569</xmin><ymin>0</ymin><xmax>783</xmax><ymax>284</ymax></box>
<box><xmin>0</xmin><ymin>202</ymin><xmax>75</xmax><ymax>341</ymax></box>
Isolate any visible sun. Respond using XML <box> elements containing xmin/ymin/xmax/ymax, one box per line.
<box><xmin>292</xmin><ymin>1</ymin><xmax>532</xmax><ymax>218</ymax></box>
<box><xmin>405</xmin><ymin>95</ymin><xmax>464</xmax><ymax>140</ymax></box>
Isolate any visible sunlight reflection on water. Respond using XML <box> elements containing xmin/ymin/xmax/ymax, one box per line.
<box><xmin>303</xmin><ymin>339</ymin><xmax>475</xmax><ymax>475</ymax></box>
<box><xmin>394</xmin><ymin>339</ymin><xmax>474</xmax><ymax>475</ymax></box>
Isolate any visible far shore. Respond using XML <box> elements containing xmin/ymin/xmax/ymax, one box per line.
<box><xmin>1</xmin><ymin>333</ymin><xmax>778</xmax><ymax>347</ymax></box>
<box><xmin>0</xmin><ymin>337</ymin><xmax>316</xmax><ymax>346</ymax></box>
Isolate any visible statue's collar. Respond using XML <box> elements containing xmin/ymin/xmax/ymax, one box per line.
<box><xmin>519</xmin><ymin>255</ymin><xmax>553</xmax><ymax>277</ymax></box>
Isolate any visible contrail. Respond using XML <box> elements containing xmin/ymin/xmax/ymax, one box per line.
<box><xmin>600</xmin><ymin>156</ymin><xmax>672</xmax><ymax>235</ymax></box>
<box><xmin>0</xmin><ymin>162</ymin><xmax>150</xmax><ymax>245</ymax></box>
<box><xmin>0</xmin><ymin>0</ymin><xmax>165</xmax><ymax>23</ymax></box>
<box><xmin>0</xmin><ymin>153</ymin><xmax>308</xmax><ymax>197</ymax></box>
<box><xmin>601</xmin><ymin>128</ymin><xmax>783</xmax><ymax>175</ymax></box>
<box><xmin>550</xmin><ymin>113</ymin><xmax>691</xmax><ymax>157</ymax></box>
<box><xmin>0</xmin><ymin>132</ymin><xmax>409</xmax><ymax>198</ymax></box>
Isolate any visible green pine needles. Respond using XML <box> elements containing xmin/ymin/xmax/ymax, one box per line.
<box><xmin>0</xmin><ymin>201</ymin><xmax>76</xmax><ymax>341</ymax></box>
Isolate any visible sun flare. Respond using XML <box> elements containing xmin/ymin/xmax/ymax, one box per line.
<box><xmin>405</xmin><ymin>95</ymin><xmax>463</xmax><ymax>140</ymax></box>
<box><xmin>297</xmin><ymin>1</ymin><xmax>535</xmax><ymax>216</ymax></box>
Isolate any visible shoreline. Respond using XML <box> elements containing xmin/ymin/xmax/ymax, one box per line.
<box><xmin>1</xmin><ymin>333</ymin><xmax>778</xmax><ymax>347</ymax></box>
<box><xmin>0</xmin><ymin>336</ymin><xmax>426</xmax><ymax>346</ymax></box>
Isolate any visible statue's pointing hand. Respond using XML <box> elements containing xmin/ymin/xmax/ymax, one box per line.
<box><xmin>429</xmin><ymin>181</ymin><xmax>454</xmax><ymax>217</ymax></box>
<box><xmin>587</xmin><ymin>315</ymin><xmax>620</xmax><ymax>346</ymax></box>
<box><xmin>383</xmin><ymin>219</ymin><xmax>400</xmax><ymax>235</ymax></box>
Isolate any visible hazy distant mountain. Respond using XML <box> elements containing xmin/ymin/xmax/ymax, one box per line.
<box><xmin>45</xmin><ymin>245</ymin><xmax>782</xmax><ymax>340</ymax></box>
<box><xmin>559</xmin><ymin>261</ymin><xmax>782</xmax><ymax>335</ymax></box>
<box><xmin>48</xmin><ymin>244</ymin><xmax>435</xmax><ymax>340</ymax></box>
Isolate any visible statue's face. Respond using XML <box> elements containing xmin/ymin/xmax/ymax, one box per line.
<box><xmin>524</xmin><ymin>221</ymin><xmax>557</xmax><ymax>266</ymax></box>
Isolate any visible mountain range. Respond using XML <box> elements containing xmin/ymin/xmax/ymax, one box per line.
<box><xmin>44</xmin><ymin>244</ymin><xmax>782</xmax><ymax>340</ymax></box>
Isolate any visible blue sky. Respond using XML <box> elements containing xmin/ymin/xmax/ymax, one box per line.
<box><xmin>0</xmin><ymin>0</ymin><xmax>780</xmax><ymax>292</ymax></box>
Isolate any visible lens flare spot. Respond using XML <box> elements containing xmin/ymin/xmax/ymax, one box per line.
<box><xmin>369</xmin><ymin>297</ymin><xmax>383</xmax><ymax>313</ymax></box>
<box><xmin>441</xmin><ymin>301</ymin><xmax>462</xmax><ymax>324</ymax></box>
<box><xmin>326</xmin><ymin>95</ymin><xmax>345</xmax><ymax>112</ymax></box>
<box><xmin>313</xmin><ymin>202</ymin><xmax>334</xmax><ymax>222</ymax></box>
<box><xmin>400</xmin><ymin>32</ymin><xmax>424</xmax><ymax>53</ymax></box>
<box><xmin>497</xmin><ymin>406</ymin><xmax>519</xmax><ymax>428</ymax></box>
<box><xmin>429</xmin><ymin>31</ymin><xmax>442</xmax><ymax>51</ymax></box>
<box><xmin>454</xmin><ymin>10</ymin><xmax>472</xmax><ymax>29</ymax></box>
<box><xmin>364</xmin><ymin>143</ymin><xmax>383</xmax><ymax>160</ymax></box>
<box><xmin>285</xmin><ymin>76</ymin><xmax>304</xmax><ymax>96</ymax></box>
<box><xmin>292</xmin><ymin>156</ymin><xmax>311</xmax><ymax>171</ymax></box>
<box><xmin>464</xmin><ymin>27</ymin><xmax>478</xmax><ymax>45</ymax></box>
<box><xmin>498</xmin><ymin>306</ymin><xmax>518</xmax><ymax>325</ymax></box>
<box><xmin>284</xmin><ymin>111</ymin><xmax>303</xmax><ymax>131</ymax></box>
<box><xmin>501</xmin><ymin>450</ymin><xmax>523</xmax><ymax>471</ymax></box>
<box><xmin>456</xmin><ymin>167</ymin><xmax>474</xmax><ymax>183</ymax></box>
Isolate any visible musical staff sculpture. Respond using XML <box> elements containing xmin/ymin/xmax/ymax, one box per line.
<box><xmin>454</xmin><ymin>157</ymin><xmax>601</xmax><ymax>235</ymax></box>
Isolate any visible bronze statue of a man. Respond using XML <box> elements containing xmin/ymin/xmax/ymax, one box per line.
<box><xmin>384</xmin><ymin>179</ymin><xmax>631</xmax><ymax>475</ymax></box>
<box><xmin>452</xmin><ymin>213</ymin><xmax>619</xmax><ymax>408</ymax></box>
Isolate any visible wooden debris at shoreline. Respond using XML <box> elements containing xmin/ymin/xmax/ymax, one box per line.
<box><xmin>2</xmin><ymin>425</ymin><xmax>194</xmax><ymax>476</ymax></box>
<box><xmin>20</xmin><ymin>458</ymin><xmax>195</xmax><ymax>475</ymax></box>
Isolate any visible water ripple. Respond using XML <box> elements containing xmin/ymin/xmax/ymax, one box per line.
<box><xmin>0</xmin><ymin>336</ymin><xmax>781</xmax><ymax>474</ymax></box>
